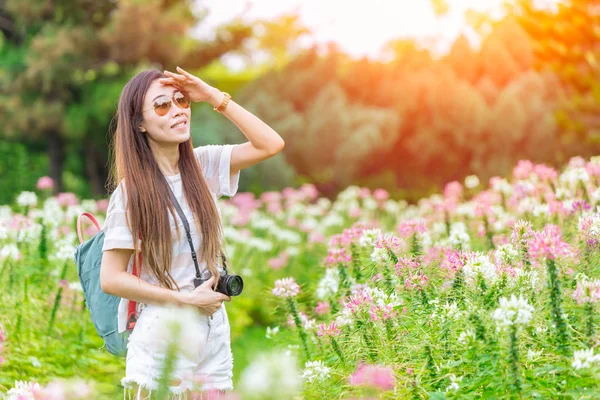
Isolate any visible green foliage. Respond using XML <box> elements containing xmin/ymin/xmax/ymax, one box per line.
<box><xmin>510</xmin><ymin>0</ymin><xmax>600</xmax><ymax>156</ymax></box>
<box><xmin>0</xmin><ymin>141</ymin><xmax>47</xmax><ymax>204</ymax></box>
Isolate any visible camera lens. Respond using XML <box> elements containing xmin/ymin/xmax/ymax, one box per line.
<box><xmin>226</xmin><ymin>275</ymin><xmax>244</xmax><ymax>296</ymax></box>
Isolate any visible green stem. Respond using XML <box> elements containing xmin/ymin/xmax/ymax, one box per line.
<box><xmin>585</xmin><ymin>302</ymin><xmax>595</xmax><ymax>347</ymax></box>
<box><xmin>509</xmin><ymin>324</ymin><xmax>522</xmax><ymax>396</ymax></box>
<box><xmin>289</xmin><ymin>298</ymin><xmax>311</xmax><ymax>360</ymax></box>
<box><xmin>546</xmin><ymin>259</ymin><xmax>569</xmax><ymax>354</ymax></box>
<box><xmin>338</xmin><ymin>264</ymin><xmax>351</xmax><ymax>295</ymax></box>
<box><xmin>47</xmin><ymin>261</ymin><xmax>69</xmax><ymax>335</ymax></box>
<box><xmin>331</xmin><ymin>337</ymin><xmax>345</xmax><ymax>365</ymax></box>
<box><xmin>350</xmin><ymin>243</ymin><xmax>362</xmax><ymax>282</ymax></box>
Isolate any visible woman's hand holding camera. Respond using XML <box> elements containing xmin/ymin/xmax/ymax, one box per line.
<box><xmin>179</xmin><ymin>276</ymin><xmax>231</xmax><ymax>316</ymax></box>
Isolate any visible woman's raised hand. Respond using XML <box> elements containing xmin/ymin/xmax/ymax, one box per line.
<box><xmin>158</xmin><ymin>66</ymin><xmax>223</xmax><ymax>107</ymax></box>
<box><xmin>180</xmin><ymin>276</ymin><xmax>231</xmax><ymax>316</ymax></box>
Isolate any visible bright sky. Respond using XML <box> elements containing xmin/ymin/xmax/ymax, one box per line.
<box><xmin>193</xmin><ymin>0</ymin><xmax>558</xmax><ymax>69</ymax></box>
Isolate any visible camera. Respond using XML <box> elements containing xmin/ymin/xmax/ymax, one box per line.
<box><xmin>194</xmin><ymin>256</ymin><xmax>243</xmax><ymax>296</ymax></box>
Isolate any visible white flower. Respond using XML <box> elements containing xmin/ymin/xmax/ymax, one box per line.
<box><xmin>384</xmin><ymin>200</ymin><xmax>401</xmax><ymax>214</ymax></box>
<box><xmin>321</xmin><ymin>213</ymin><xmax>344</xmax><ymax>228</ymax></box>
<box><xmin>465</xmin><ymin>175</ymin><xmax>480</xmax><ymax>189</ymax></box>
<box><xmin>359</xmin><ymin>229</ymin><xmax>382</xmax><ymax>247</ymax></box>
<box><xmin>492</xmin><ymin>295</ymin><xmax>534</xmax><ymax>327</ymax></box>
<box><xmin>334</xmin><ymin>307</ymin><xmax>354</xmax><ymax>327</ymax></box>
<box><xmin>302</xmin><ymin>360</ymin><xmax>331</xmax><ymax>383</ymax></box>
<box><xmin>247</xmin><ymin>237</ymin><xmax>273</xmax><ymax>252</ymax></box>
<box><xmin>316</xmin><ymin>268</ymin><xmax>339</xmax><ymax>300</ymax></box>
<box><xmin>495</xmin><ymin>244</ymin><xmax>519</xmax><ymax>266</ymax></box>
<box><xmin>370</xmin><ymin>246</ymin><xmax>390</xmax><ymax>264</ymax></box>
<box><xmin>491</xmin><ymin>178</ymin><xmax>512</xmax><ymax>195</ymax></box>
<box><xmin>286</xmin><ymin>246</ymin><xmax>300</xmax><ymax>256</ymax></box>
<box><xmin>0</xmin><ymin>244</ymin><xmax>21</xmax><ymax>261</ymax></box>
<box><xmin>526</xmin><ymin>349</ymin><xmax>542</xmax><ymax>361</ymax></box>
<box><xmin>53</xmin><ymin>240</ymin><xmax>76</xmax><ymax>261</ymax></box>
<box><xmin>572</xmin><ymin>348</ymin><xmax>600</xmax><ymax>370</ymax></box>
<box><xmin>448</xmin><ymin>222</ymin><xmax>470</xmax><ymax>250</ymax></box>
<box><xmin>16</xmin><ymin>191</ymin><xmax>37</xmax><ymax>207</ymax></box>
<box><xmin>5</xmin><ymin>380</ymin><xmax>43</xmax><ymax>400</ymax></box>
<box><xmin>458</xmin><ymin>329</ymin><xmax>475</xmax><ymax>345</ymax></box>
<box><xmin>445</xmin><ymin>374</ymin><xmax>463</xmax><ymax>392</ymax></box>
<box><xmin>29</xmin><ymin>356</ymin><xmax>41</xmax><ymax>367</ymax></box>
<box><xmin>251</xmin><ymin>216</ymin><xmax>277</xmax><ymax>230</ymax></box>
<box><xmin>272</xmin><ymin>277</ymin><xmax>301</xmax><ymax>297</ymax></box>
<box><xmin>363</xmin><ymin>197</ymin><xmax>378</xmax><ymax>211</ymax></box>
<box><xmin>266</xmin><ymin>326</ymin><xmax>280</xmax><ymax>339</ymax></box>
<box><xmin>463</xmin><ymin>253</ymin><xmax>497</xmax><ymax>284</ymax></box>
<box><xmin>239</xmin><ymin>351</ymin><xmax>300</xmax><ymax>398</ymax></box>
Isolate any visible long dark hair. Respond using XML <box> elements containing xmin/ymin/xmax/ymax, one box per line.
<box><xmin>107</xmin><ymin>69</ymin><xmax>224</xmax><ymax>289</ymax></box>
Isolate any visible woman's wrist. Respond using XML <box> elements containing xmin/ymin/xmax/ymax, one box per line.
<box><xmin>173</xmin><ymin>290</ymin><xmax>190</xmax><ymax>306</ymax></box>
<box><xmin>208</xmin><ymin>87</ymin><xmax>224</xmax><ymax>108</ymax></box>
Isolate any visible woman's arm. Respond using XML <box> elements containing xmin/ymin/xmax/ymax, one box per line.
<box><xmin>159</xmin><ymin>67</ymin><xmax>286</xmax><ymax>174</ymax></box>
<box><xmin>100</xmin><ymin>248</ymin><xmax>230</xmax><ymax>314</ymax></box>
<box><xmin>100</xmin><ymin>248</ymin><xmax>184</xmax><ymax>305</ymax></box>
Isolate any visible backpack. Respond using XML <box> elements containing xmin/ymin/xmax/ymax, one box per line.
<box><xmin>74</xmin><ymin>212</ymin><xmax>140</xmax><ymax>357</ymax></box>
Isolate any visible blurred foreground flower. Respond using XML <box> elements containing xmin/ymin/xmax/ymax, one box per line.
<box><xmin>239</xmin><ymin>350</ymin><xmax>300</xmax><ymax>399</ymax></box>
<box><xmin>349</xmin><ymin>363</ymin><xmax>396</xmax><ymax>391</ymax></box>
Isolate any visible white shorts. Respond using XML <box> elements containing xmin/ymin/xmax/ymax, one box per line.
<box><xmin>122</xmin><ymin>302</ymin><xmax>234</xmax><ymax>399</ymax></box>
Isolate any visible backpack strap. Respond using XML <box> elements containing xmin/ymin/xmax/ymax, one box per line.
<box><xmin>126</xmin><ymin>244</ymin><xmax>142</xmax><ymax>331</ymax></box>
<box><xmin>77</xmin><ymin>212</ymin><xmax>101</xmax><ymax>244</ymax></box>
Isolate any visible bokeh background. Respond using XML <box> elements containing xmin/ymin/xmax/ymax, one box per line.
<box><xmin>2</xmin><ymin>0</ymin><xmax>598</xmax><ymax>203</ymax></box>
<box><xmin>2</xmin><ymin>0</ymin><xmax>600</xmax><ymax>397</ymax></box>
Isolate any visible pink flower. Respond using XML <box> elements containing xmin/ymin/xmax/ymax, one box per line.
<box><xmin>260</xmin><ymin>191</ymin><xmax>281</xmax><ymax>203</ymax></box>
<box><xmin>286</xmin><ymin>217</ymin><xmax>298</xmax><ymax>227</ymax></box>
<box><xmin>444</xmin><ymin>181</ymin><xmax>463</xmax><ymax>200</ymax></box>
<box><xmin>373</xmin><ymin>189</ymin><xmax>389</xmax><ymax>202</ymax></box>
<box><xmin>404</xmin><ymin>270</ymin><xmax>429</xmax><ymax>291</ymax></box>
<box><xmin>397</xmin><ymin>220</ymin><xmax>426</xmax><ymax>238</ymax></box>
<box><xmin>349</xmin><ymin>207</ymin><xmax>362</xmax><ymax>218</ymax></box>
<box><xmin>318</xmin><ymin>322</ymin><xmax>342</xmax><ymax>337</ymax></box>
<box><xmin>513</xmin><ymin>160</ymin><xmax>534</xmax><ymax>180</ymax></box>
<box><xmin>231</xmin><ymin>212</ymin><xmax>251</xmax><ymax>226</ymax></box>
<box><xmin>57</xmin><ymin>192</ymin><xmax>78</xmax><ymax>206</ymax></box>
<box><xmin>299</xmin><ymin>183</ymin><xmax>319</xmax><ymax>201</ymax></box>
<box><xmin>96</xmin><ymin>199</ymin><xmax>109</xmax><ymax>213</ymax></box>
<box><xmin>36</xmin><ymin>176</ymin><xmax>54</xmax><ymax>190</ymax></box>
<box><xmin>359</xmin><ymin>187</ymin><xmax>371</xmax><ymax>199</ymax></box>
<box><xmin>309</xmin><ymin>231</ymin><xmax>325</xmax><ymax>244</ymax></box>
<box><xmin>344</xmin><ymin>289</ymin><xmax>373</xmax><ymax>314</ymax></box>
<box><xmin>59</xmin><ymin>280</ymin><xmax>69</xmax><ymax>288</ymax></box>
<box><xmin>369</xmin><ymin>304</ymin><xmax>397</xmax><ymax>322</ymax></box>
<box><xmin>349</xmin><ymin>363</ymin><xmax>396</xmax><ymax>391</ymax></box>
<box><xmin>395</xmin><ymin>256</ymin><xmax>420</xmax><ymax>275</ymax></box>
<box><xmin>267</xmin><ymin>202</ymin><xmax>283</xmax><ymax>214</ymax></box>
<box><xmin>268</xmin><ymin>252</ymin><xmax>289</xmax><ymax>270</ymax></box>
<box><xmin>533</xmin><ymin>164</ymin><xmax>558</xmax><ymax>182</ymax></box>
<box><xmin>527</xmin><ymin>224</ymin><xmax>573</xmax><ymax>261</ymax></box>
<box><xmin>324</xmin><ymin>247</ymin><xmax>352</xmax><ymax>267</ymax></box>
<box><xmin>573</xmin><ymin>279</ymin><xmax>600</xmax><ymax>304</ymax></box>
<box><xmin>315</xmin><ymin>301</ymin><xmax>331</xmax><ymax>315</ymax></box>
<box><xmin>374</xmin><ymin>233</ymin><xmax>402</xmax><ymax>252</ymax></box>
<box><xmin>272</xmin><ymin>277</ymin><xmax>301</xmax><ymax>297</ymax></box>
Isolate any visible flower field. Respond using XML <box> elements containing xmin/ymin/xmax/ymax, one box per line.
<box><xmin>2</xmin><ymin>156</ymin><xmax>600</xmax><ymax>399</ymax></box>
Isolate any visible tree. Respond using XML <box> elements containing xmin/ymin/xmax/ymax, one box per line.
<box><xmin>0</xmin><ymin>0</ymin><xmax>251</xmax><ymax>196</ymax></box>
<box><xmin>505</xmin><ymin>0</ymin><xmax>600</xmax><ymax>157</ymax></box>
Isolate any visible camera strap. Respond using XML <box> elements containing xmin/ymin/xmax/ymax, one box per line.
<box><xmin>166</xmin><ymin>183</ymin><xmax>228</xmax><ymax>287</ymax></box>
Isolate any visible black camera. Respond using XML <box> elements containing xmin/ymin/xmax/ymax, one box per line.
<box><xmin>194</xmin><ymin>256</ymin><xmax>243</xmax><ymax>296</ymax></box>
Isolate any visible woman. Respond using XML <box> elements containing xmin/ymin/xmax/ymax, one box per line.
<box><xmin>99</xmin><ymin>67</ymin><xmax>284</xmax><ymax>399</ymax></box>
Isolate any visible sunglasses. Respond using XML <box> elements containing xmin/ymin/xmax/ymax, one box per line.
<box><xmin>142</xmin><ymin>91</ymin><xmax>191</xmax><ymax>116</ymax></box>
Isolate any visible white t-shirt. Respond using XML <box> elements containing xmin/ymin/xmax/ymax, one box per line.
<box><xmin>101</xmin><ymin>144</ymin><xmax>241</xmax><ymax>333</ymax></box>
